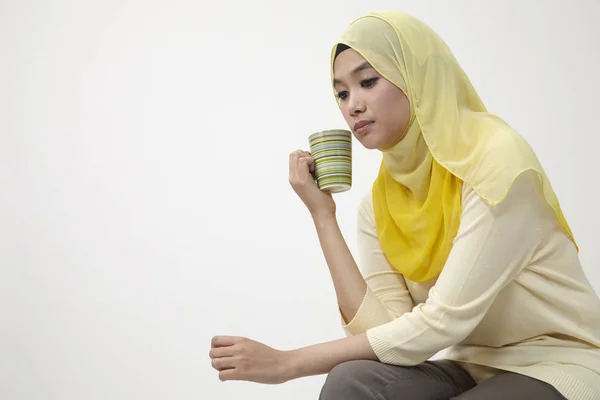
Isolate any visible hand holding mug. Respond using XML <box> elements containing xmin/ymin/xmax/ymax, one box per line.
<box><xmin>289</xmin><ymin>150</ymin><xmax>336</xmax><ymax>218</ymax></box>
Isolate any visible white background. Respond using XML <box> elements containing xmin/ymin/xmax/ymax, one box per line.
<box><xmin>1</xmin><ymin>0</ymin><xmax>599</xmax><ymax>399</ymax></box>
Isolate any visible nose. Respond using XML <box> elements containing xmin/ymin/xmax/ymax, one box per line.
<box><xmin>348</xmin><ymin>93</ymin><xmax>366</xmax><ymax>116</ymax></box>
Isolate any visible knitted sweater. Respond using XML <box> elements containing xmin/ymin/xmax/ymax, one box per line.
<box><xmin>341</xmin><ymin>171</ymin><xmax>600</xmax><ymax>400</ymax></box>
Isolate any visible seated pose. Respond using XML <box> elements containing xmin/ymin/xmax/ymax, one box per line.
<box><xmin>209</xmin><ymin>11</ymin><xmax>600</xmax><ymax>400</ymax></box>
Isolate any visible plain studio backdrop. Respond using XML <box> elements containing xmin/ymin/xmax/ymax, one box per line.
<box><xmin>1</xmin><ymin>0</ymin><xmax>599</xmax><ymax>399</ymax></box>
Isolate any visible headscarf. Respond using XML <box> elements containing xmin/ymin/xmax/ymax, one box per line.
<box><xmin>330</xmin><ymin>11</ymin><xmax>577</xmax><ymax>282</ymax></box>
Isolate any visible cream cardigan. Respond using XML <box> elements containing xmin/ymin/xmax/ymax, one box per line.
<box><xmin>341</xmin><ymin>171</ymin><xmax>600</xmax><ymax>400</ymax></box>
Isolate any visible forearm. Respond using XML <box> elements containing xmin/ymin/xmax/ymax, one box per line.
<box><xmin>312</xmin><ymin>212</ymin><xmax>367</xmax><ymax>324</ymax></box>
<box><xmin>286</xmin><ymin>332</ymin><xmax>378</xmax><ymax>379</ymax></box>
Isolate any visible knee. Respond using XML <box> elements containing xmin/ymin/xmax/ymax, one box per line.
<box><xmin>320</xmin><ymin>360</ymin><xmax>380</xmax><ymax>400</ymax></box>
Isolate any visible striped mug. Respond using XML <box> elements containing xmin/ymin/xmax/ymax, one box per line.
<box><xmin>308</xmin><ymin>129</ymin><xmax>352</xmax><ymax>193</ymax></box>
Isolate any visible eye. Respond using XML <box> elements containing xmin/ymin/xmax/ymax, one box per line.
<box><xmin>336</xmin><ymin>90</ymin><xmax>349</xmax><ymax>101</ymax></box>
<box><xmin>336</xmin><ymin>77</ymin><xmax>378</xmax><ymax>101</ymax></box>
<box><xmin>361</xmin><ymin>77</ymin><xmax>379</xmax><ymax>87</ymax></box>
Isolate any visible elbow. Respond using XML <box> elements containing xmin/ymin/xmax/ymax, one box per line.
<box><xmin>366</xmin><ymin>304</ymin><xmax>483</xmax><ymax>366</ymax></box>
<box><xmin>368</xmin><ymin>325</ymin><xmax>472</xmax><ymax>367</ymax></box>
<box><xmin>427</xmin><ymin>314</ymin><xmax>477</xmax><ymax>346</ymax></box>
<box><xmin>340</xmin><ymin>293</ymin><xmax>398</xmax><ymax>336</ymax></box>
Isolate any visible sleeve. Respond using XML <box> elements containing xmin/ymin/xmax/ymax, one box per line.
<box><xmin>340</xmin><ymin>192</ymin><xmax>416</xmax><ymax>336</ymax></box>
<box><xmin>365</xmin><ymin>170</ymin><xmax>544</xmax><ymax>365</ymax></box>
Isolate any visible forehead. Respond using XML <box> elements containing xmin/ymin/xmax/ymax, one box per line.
<box><xmin>333</xmin><ymin>48</ymin><xmax>374</xmax><ymax>83</ymax></box>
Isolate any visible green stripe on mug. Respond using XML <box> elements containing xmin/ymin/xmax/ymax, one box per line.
<box><xmin>309</xmin><ymin>129</ymin><xmax>352</xmax><ymax>193</ymax></box>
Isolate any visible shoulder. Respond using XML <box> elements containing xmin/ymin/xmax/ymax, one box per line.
<box><xmin>359</xmin><ymin>169</ymin><xmax>547</xmax><ymax>224</ymax></box>
<box><xmin>461</xmin><ymin>169</ymin><xmax>548</xmax><ymax>220</ymax></box>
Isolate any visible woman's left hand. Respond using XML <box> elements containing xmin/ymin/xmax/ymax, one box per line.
<box><xmin>209</xmin><ymin>336</ymin><xmax>294</xmax><ymax>384</ymax></box>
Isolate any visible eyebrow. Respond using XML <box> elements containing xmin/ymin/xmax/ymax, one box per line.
<box><xmin>333</xmin><ymin>61</ymin><xmax>374</xmax><ymax>86</ymax></box>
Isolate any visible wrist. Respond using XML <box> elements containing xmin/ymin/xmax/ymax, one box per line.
<box><xmin>311</xmin><ymin>210</ymin><xmax>336</xmax><ymax>225</ymax></box>
<box><xmin>281</xmin><ymin>334</ymin><xmax>378</xmax><ymax>381</ymax></box>
<box><xmin>282</xmin><ymin>349</ymin><xmax>303</xmax><ymax>381</ymax></box>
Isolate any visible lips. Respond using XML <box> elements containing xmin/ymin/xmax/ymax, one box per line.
<box><xmin>353</xmin><ymin>120</ymin><xmax>374</xmax><ymax>134</ymax></box>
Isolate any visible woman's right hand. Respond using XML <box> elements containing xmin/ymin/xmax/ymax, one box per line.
<box><xmin>289</xmin><ymin>150</ymin><xmax>336</xmax><ymax>218</ymax></box>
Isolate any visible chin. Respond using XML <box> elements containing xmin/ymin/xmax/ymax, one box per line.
<box><xmin>357</xmin><ymin>133</ymin><xmax>386</xmax><ymax>150</ymax></box>
<box><xmin>362</xmin><ymin>142</ymin><xmax>381</xmax><ymax>150</ymax></box>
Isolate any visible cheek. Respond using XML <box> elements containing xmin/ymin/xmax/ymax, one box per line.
<box><xmin>384</xmin><ymin>94</ymin><xmax>409</xmax><ymax>126</ymax></box>
<box><xmin>340</xmin><ymin>107</ymin><xmax>353</xmax><ymax>125</ymax></box>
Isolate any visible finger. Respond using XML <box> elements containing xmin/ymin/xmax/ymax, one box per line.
<box><xmin>298</xmin><ymin>151</ymin><xmax>312</xmax><ymax>162</ymax></box>
<box><xmin>211</xmin><ymin>335</ymin><xmax>243</xmax><ymax>348</ymax></box>
<box><xmin>289</xmin><ymin>149</ymin><xmax>305</xmax><ymax>162</ymax></box>
<box><xmin>209</xmin><ymin>345</ymin><xmax>238</xmax><ymax>359</ymax></box>
<box><xmin>298</xmin><ymin>156</ymin><xmax>316</xmax><ymax>177</ymax></box>
<box><xmin>289</xmin><ymin>150</ymin><xmax>301</xmax><ymax>178</ymax></box>
<box><xmin>305</xmin><ymin>155</ymin><xmax>315</xmax><ymax>174</ymax></box>
<box><xmin>289</xmin><ymin>150</ymin><xmax>310</xmax><ymax>162</ymax></box>
<box><xmin>290</xmin><ymin>150</ymin><xmax>310</xmax><ymax>182</ymax></box>
<box><xmin>218</xmin><ymin>368</ymin><xmax>238</xmax><ymax>382</ymax></box>
<box><xmin>211</xmin><ymin>356</ymin><xmax>237</xmax><ymax>371</ymax></box>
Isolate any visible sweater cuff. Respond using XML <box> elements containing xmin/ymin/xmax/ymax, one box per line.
<box><xmin>365</xmin><ymin>317</ymin><xmax>428</xmax><ymax>366</ymax></box>
<box><xmin>366</xmin><ymin>325</ymin><xmax>414</xmax><ymax>365</ymax></box>
<box><xmin>340</xmin><ymin>288</ymin><xmax>393</xmax><ymax>336</ymax></box>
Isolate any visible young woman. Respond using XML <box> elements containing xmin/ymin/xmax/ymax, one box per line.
<box><xmin>209</xmin><ymin>11</ymin><xmax>600</xmax><ymax>400</ymax></box>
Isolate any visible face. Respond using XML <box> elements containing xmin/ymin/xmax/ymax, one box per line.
<box><xmin>332</xmin><ymin>48</ymin><xmax>411</xmax><ymax>150</ymax></box>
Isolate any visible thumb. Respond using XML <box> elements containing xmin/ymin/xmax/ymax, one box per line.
<box><xmin>298</xmin><ymin>155</ymin><xmax>316</xmax><ymax>177</ymax></box>
<box><xmin>306</xmin><ymin>156</ymin><xmax>315</xmax><ymax>174</ymax></box>
<box><xmin>298</xmin><ymin>158</ymin><xmax>318</xmax><ymax>184</ymax></box>
<box><xmin>298</xmin><ymin>157</ymin><xmax>311</xmax><ymax>173</ymax></box>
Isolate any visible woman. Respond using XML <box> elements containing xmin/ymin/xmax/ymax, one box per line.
<box><xmin>209</xmin><ymin>11</ymin><xmax>600</xmax><ymax>399</ymax></box>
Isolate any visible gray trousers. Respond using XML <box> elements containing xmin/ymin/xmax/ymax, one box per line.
<box><xmin>319</xmin><ymin>360</ymin><xmax>566</xmax><ymax>400</ymax></box>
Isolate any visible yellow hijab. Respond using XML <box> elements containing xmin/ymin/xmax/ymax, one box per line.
<box><xmin>330</xmin><ymin>11</ymin><xmax>577</xmax><ymax>282</ymax></box>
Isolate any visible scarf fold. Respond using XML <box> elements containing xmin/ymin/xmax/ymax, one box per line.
<box><xmin>330</xmin><ymin>11</ymin><xmax>577</xmax><ymax>283</ymax></box>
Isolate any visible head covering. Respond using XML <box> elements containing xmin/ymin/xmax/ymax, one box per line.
<box><xmin>330</xmin><ymin>11</ymin><xmax>577</xmax><ymax>282</ymax></box>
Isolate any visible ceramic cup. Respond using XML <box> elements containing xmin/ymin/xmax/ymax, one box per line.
<box><xmin>308</xmin><ymin>129</ymin><xmax>352</xmax><ymax>193</ymax></box>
